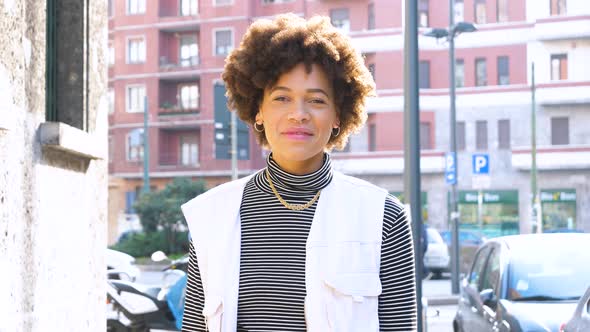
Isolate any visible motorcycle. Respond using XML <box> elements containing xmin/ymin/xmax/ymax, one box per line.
<box><xmin>106</xmin><ymin>252</ymin><xmax>187</xmax><ymax>331</ymax></box>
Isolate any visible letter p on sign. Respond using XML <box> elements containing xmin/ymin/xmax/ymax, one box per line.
<box><xmin>472</xmin><ymin>154</ymin><xmax>489</xmax><ymax>174</ymax></box>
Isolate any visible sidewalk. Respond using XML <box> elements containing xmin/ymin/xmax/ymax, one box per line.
<box><xmin>422</xmin><ymin>277</ymin><xmax>459</xmax><ymax>306</ymax></box>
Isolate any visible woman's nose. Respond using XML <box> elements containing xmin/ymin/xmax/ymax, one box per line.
<box><xmin>288</xmin><ymin>100</ymin><xmax>310</xmax><ymax>122</ymax></box>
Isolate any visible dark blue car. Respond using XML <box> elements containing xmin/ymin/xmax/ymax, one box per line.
<box><xmin>453</xmin><ymin>233</ymin><xmax>590</xmax><ymax>332</ymax></box>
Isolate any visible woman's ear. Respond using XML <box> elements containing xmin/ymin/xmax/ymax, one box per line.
<box><xmin>255</xmin><ymin>111</ymin><xmax>262</xmax><ymax>124</ymax></box>
<box><xmin>333</xmin><ymin>118</ymin><xmax>341</xmax><ymax>129</ymax></box>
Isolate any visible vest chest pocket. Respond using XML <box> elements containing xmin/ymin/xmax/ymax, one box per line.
<box><xmin>202</xmin><ymin>296</ymin><xmax>223</xmax><ymax>332</ymax></box>
<box><xmin>324</xmin><ymin>272</ymin><xmax>382</xmax><ymax>332</ymax></box>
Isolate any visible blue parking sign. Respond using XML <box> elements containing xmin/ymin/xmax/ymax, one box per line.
<box><xmin>445</xmin><ymin>152</ymin><xmax>457</xmax><ymax>185</ymax></box>
<box><xmin>472</xmin><ymin>154</ymin><xmax>489</xmax><ymax>174</ymax></box>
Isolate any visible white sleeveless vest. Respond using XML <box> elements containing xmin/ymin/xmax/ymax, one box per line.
<box><xmin>181</xmin><ymin>171</ymin><xmax>387</xmax><ymax>332</ymax></box>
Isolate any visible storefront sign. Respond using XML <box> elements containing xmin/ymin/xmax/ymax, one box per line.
<box><xmin>540</xmin><ymin>189</ymin><xmax>576</xmax><ymax>203</ymax></box>
<box><xmin>457</xmin><ymin>190</ymin><xmax>518</xmax><ymax>204</ymax></box>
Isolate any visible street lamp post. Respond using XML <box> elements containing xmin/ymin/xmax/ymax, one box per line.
<box><xmin>425</xmin><ymin>1</ymin><xmax>476</xmax><ymax>295</ymax></box>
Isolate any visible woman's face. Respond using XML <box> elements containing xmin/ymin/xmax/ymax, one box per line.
<box><xmin>256</xmin><ymin>63</ymin><xmax>339</xmax><ymax>175</ymax></box>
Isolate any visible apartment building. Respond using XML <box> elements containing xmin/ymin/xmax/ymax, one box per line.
<box><xmin>107</xmin><ymin>0</ymin><xmax>590</xmax><ymax>243</ymax></box>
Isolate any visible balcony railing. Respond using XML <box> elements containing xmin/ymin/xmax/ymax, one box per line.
<box><xmin>159</xmin><ymin>56</ymin><xmax>199</xmax><ymax>71</ymax></box>
<box><xmin>158</xmin><ymin>105</ymin><xmax>199</xmax><ymax>116</ymax></box>
<box><xmin>159</xmin><ymin>152</ymin><xmax>199</xmax><ymax>168</ymax></box>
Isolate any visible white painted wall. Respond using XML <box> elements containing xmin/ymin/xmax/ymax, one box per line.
<box><xmin>526</xmin><ymin>0</ymin><xmax>590</xmax><ymax>21</ymax></box>
<box><xmin>528</xmin><ymin>40</ymin><xmax>590</xmax><ymax>83</ymax></box>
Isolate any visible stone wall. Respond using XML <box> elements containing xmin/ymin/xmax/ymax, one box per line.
<box><xmin>0</xmin><ymin>0</ymin><xmax>108</xmax><ymax>331</ymax></box>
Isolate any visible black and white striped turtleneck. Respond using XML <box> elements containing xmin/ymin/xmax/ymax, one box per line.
<box><xmin>182</xmin><ymin>153</ymin><xmax>417</xmax><ymax>331</ymax></box>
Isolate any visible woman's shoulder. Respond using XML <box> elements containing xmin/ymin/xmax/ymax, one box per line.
<box><xmin>182</xmin><ymin>172</ymin><xmax>258</xmax><ymax>209</ymax></box>
<box><xmin>332</xmin><ymin>171</ymin><xmax>388</xmax><ymax>194</ymax></box>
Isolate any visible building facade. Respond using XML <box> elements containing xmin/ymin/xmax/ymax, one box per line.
<box><xmin>1</xmin><ymin>0</ymin><xmax>108</xmax><ymax>330</ymax></box>
<box><xmin>108</xmin><ymin>0</ymin><xmax>590</xmax><ymax>243</ymax></box>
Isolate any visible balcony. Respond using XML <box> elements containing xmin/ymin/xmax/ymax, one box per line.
<box><xmin>534</xmin><ymin>15</ymin><xmax>590</xmax><ymax>41</ymax></box>
<box><xmin>158</xmin><ymin>104</ymin><xmax>199</xmax><ymax>116</ymax></box>
<box><xmin>159</xmin><ymin>56</ymin><xmax>200</xmax><ymax>79</ymax></box>
<box><xmin>511</xmin><ymin>145</ymin><xmax>590</xmax><ymax>170</ymax></box>
<box><xmin>331</xmin><ymin>150</ymin><xmax>446</xmax><ymax>175</ymax></box>
<box><xmin>158</xmin><ymin>0</ymin><xmax>200</xmax><ymax>32</ymax></box>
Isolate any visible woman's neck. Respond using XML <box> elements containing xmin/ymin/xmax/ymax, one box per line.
<box><xmin>270</xmin><ymin>152</ymin><xmax>325</xmax><ymax>175</ymax></box>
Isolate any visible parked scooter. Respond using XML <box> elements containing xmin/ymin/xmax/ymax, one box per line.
<box><xmin>106</xmin><ymin>252</ymin><xmax>187</xmax><ymax>331</ymax></box>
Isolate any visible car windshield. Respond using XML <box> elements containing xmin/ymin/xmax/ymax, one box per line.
<box><xmin>427</xmin><ymin>229</ymin><xmax>444</xmax><ymax>244</ymax></box>
<box><xmin>508</xmin><ymin>244</ymin><xmax>590</xmax><ymax>301</ymax></box>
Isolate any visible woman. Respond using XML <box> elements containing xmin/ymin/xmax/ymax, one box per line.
<box><xmin>181</xmin><ymin>14</ymin><xmax>417</xmax><ymax>332</ymax></box>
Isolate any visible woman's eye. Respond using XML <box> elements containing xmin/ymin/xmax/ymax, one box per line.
<box><xmin>309</xmin><ymin>99</ymin><xmax>326</xmax><ymax>104</ymax></box>
<box><xmin>273</xmin><ymin>96</ymin><xmax>289</xmax><ymax>102</ymax></box>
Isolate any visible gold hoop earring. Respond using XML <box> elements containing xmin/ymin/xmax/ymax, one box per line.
<box><xmin>254</xmin><ymin>122</ymin><xmax>264</xmax><ymax>133</ymax></box>
<box><xmin>332</xmin><ymin>127</ymin><xmax>340</xmax><ymax>137</ymax></box>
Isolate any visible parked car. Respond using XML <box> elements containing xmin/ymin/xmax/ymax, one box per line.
<box><xmin>106</xmin><ymin>248</ymin><xmax>141</xmax><ymax>282</ymax></box>
<box><xmin>453</xmin><ymin>233</ymin><xmax>590</xmax><ymax>332</ymax></box>
<box><xmin>424</xmin><ymin>227</ymin><xmax>450</xmax><ymax>279</ymax></box>
<box><xmin>561</xmin><ymin>286</ymin><xmax>590</xmax><ymax>332</ymax></box>
<box><xmin>439</xmin><ymin>230</ymin><xmax>487</xmax><ymax>247</ymax></box>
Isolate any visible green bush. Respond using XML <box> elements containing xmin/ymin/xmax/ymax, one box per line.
<box><xmin>109</xmin><ymin>231</ymin><xmax>190</xmax><ymax>258</ymax></box>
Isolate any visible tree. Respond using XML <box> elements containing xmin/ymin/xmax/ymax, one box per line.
<box><xmin>133</xmin><ymin>177</ymin><xmax>207</xmax><ymax>253</ymax></box>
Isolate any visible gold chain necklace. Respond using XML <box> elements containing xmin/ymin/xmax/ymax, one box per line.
<box><xmin>265</xmin><ymin>169</ymin><xmax>321</xmax><ymax>211</ymax></box>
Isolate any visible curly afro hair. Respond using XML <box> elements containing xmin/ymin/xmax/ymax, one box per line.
<box><xmin>222</xmin><ymin>13</ymin><xmax>376</xmax><ymax>150</ymax></box>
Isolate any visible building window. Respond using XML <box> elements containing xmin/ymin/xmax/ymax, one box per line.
<box><xmin>45</xmin><ymin>0</ymin><xmax>91</xmax><ymax>130</ymax></box>
<box><xmin>497</xmin><ymin>0</ymin><xmax>509</xmax><ymax>22</ymax></box>
<box><xmin>214</xmin><ymin>29</ymin><xmax>233</xmax><ymax>56</ymax></box>
<box><xmin>419</xmin><ymin>60</ymin><xmax>430</xmax><ymax>89</ymax></box>
<box><xmin>126</xmin><ymin>85</ymin><xmax>146</xmax><ymax>113</ymax></box>
<box><xmin>126</xmin><ymin>128</ymin><xmax>144</xmax><ymax>161</ymax></box>
<box><xmin>476</xmin><ymin>120</ymin><xmax>488</xmax><ymax>150</ymax></box>
<box><xmin>108</xmin><ymin>136</ymin><xmax>114</xmax><ymax>162</ymax></box>
<box><xmin>457</xmin><ymin>121</ymin><xmax>466</xmax><ymax>151</ymax></box>
<box><xmin>475</xmin><ymin>0</ymin><xmax>486</xmax><ymax>24</ymax></box>
<box><xmin>330</xmin><ymin>8</ymin><xmax>350</xmax><ymax>33</ymax></box>
<box><xmin>418</xmin><ymin>0</ymin><xmax>429</xmax><ymax>27</ymax></box>
<box><xmin>262</xmin><ymin>0</ymin><xmax>293</xmax><ymax>3</ymax></box>
<box><xmin>550</xmin><ymin>0</ymin><xmax>567</xmax><ymax>16</ymax></box>
<box><xmin>179</xmin><ymin>84</ymin><xmax>199</xmax><ymax>109</ymax></box>
<box><xmin>180</xmin><ymin>35</ymin><xmax>198</xmax><ymax>66</ymax></box>
<box><xmin>180</xmin><ymin>136</ymin><xmax>199</xmax><ymax>166</ymax></box>
<box><xmin>368</xmin><ymin>3</ymin><xmax>375</xmax><ymax>30</ymax></box>
<box><xmin>108</xmin><ymin>88</ymin><xmax>115</xmax><ymax>114</ymax></box>
<box><xmin>455</xmin><ymin>59</ymin><xmax>465</xmax><ymax>87</ymax></box>
<box><xmin>181</xmin><ymin>0</ymin><xmax>198</xmax><ymax>16</ymax></box>
<box><xmin>497</xmin><ymin>56</ymin><xmax>509</xmax><ymax>85</ymax></box>
<box><xmin>498</xmin><ymin>119</ymin><xmax>510</xmax><ymax>149</ymax></box>
<box><xmin>420</xmin><ymin>122</ymin><xmax>431</xmax><ymax>150</ymax></box>
<box><xmin>551</xmin><ymin>54</ymin><xmax>568</xmax><ymax>81</ymax></box>
<box><xmin>214</xmin><ymin>0</ymin><xmax>232</xmax><ymax>6</ymax></box>
<box><xmin>551</xmin><ymin>117</ymin><xmax>569</xmax><ymax>145</ymax></box>
<box><xmin>127</xmin><ymin>37</ymin><xmax>145</xmax><ymax>64</ymax></box>
<box><xmin>455</xmin><ymin>0</ymin><xmax>464</xmax><ymax>22</ymax></box>
<box><xmin>127</xmin><ymin>0</ymin><xmax>146</xmax><ymax>15</ymax></box>
<box><xmin>369</xmin><ymin>123</ymin><xmax>376</xmax><ymax>151</ymax></box>
<box><xmin>108</xmin><ymin>0</ymin><xmax>114</xmax><ymax>17</ymax></box>
<box><xmin>108</xmin><ymin>41</ymin><xmax>115</xmax><ymax>67</ymax></box>
<box><xmin>368</xmin><ymin>63</ymin><xmax>376</xmax><ymax>80</ymax></box>
<box><xmin>475</xmin><ymin>58</ymin><xmax>487</xmax><ymax>86</ymax></box>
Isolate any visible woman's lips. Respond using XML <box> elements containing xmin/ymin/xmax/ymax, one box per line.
<box><xmin>282</xmin><ymin>129</ymin><xmax>313</xmax><ymax>140</ymax></box>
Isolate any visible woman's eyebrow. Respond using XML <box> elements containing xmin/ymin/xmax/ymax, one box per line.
<box><xmin>306</xmin><ymin>88</ymin><xmax>329</xmax><ymax>98</ymax></box>
<box><xmin>269</xmin><ymin>86</ymin><xmax>291</xmax><ymax>94</ymax></box>
<box><xmin>269</xmin><ymin>86</ymin><xmax>330</xmax><ymax>98</ymax></box>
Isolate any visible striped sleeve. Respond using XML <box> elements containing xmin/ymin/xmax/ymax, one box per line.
<box><xmin>378</xmin><ymin>195</ymin><xmax>418</xmax><ymax>331</ymax></box>
<box><xmin>181</xmin><ymin>241</ymin><xmax>206</xmax><ymax>331</ymax></box>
